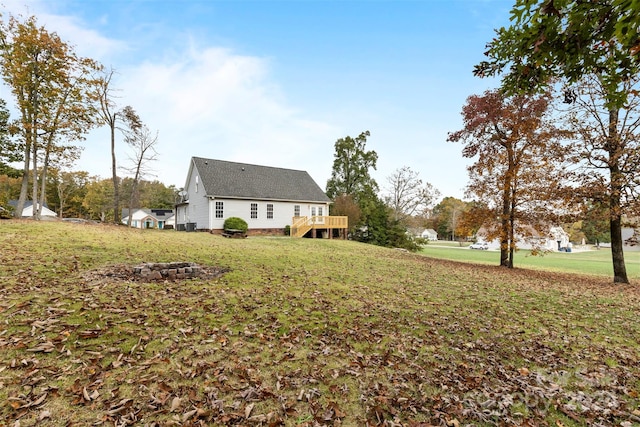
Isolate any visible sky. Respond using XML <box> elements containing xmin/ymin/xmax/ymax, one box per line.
<box><xmin>1</xmin><ymin>0</ymin><xmax>513</xmax><ymax>201</ymax></box>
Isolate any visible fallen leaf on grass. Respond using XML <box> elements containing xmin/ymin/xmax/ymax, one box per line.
<box><xmin>245</xmin><ymin>402</ymin><xmax>254</xmax><ymax>418</ymax></box>
<box><xmin>26</xmin><ymin>341</ymin><xmax>55</xmax><ymax>353</ymax></box>
<box><xmin>170</xmin><ymin>396</ymin><xmax>181</xmax><ymax>412</ymax></box>
<box><xmin>182</xmin><ymin>408</ymin><xmax>197</xmax><ymax>422</ymax></box>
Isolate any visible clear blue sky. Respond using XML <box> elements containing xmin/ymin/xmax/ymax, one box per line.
<box><xmin>3</xmin><ymin>0</ymin><xmax>512</xmax><ymax>200</ymax></box>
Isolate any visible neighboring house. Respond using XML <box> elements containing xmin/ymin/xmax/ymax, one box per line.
<box><xmin>476</xmin><ymin>225</ymin><xmax>571</xmax><ymax>252</ymax></box>
<box><xmin>420</xmin><ymin>228</ymin><xmax>438</xmax><ymax>241</ymax></box>
<box><xmin>176</xmin><ymin>157</ymin><xmax>346</xmax><ymax>237</ymax></box>
<box><xmin>122</xmin><ymin>208</ymin><xmax>175</xmax><ymax>229</ymax></box>
<box><xmin>9</xmin><ymin>200</ymin><xmax>57</xmax><ymax>218</ymax></box>
<box><xmin>622</xmin><ymin>224</ymin><xmax>639</xmax><ymax>252</ymax></box>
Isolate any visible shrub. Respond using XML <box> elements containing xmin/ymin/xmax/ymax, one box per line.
<box><xmin>0</xmin><ymin>207</ymin><xmax>12</xmax><ymax>219</ymax></box>
<box><xmin>284</xmin><ymin>225</ymin><xmax>291</xmax><ymax>236</ymax></box>
<box><xmin>223</xmin><ymin>217</ymin><xmax>248</xmax><ymax>232</ymax></box>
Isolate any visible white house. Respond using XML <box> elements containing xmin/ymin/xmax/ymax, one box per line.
<box><xmin>122</xmin><ymin>208</ymin><xmax>175</xmax><ymax>229</ymax></box>
<box><xmin>9</xmin><ymin>201</ymin><xmax>57</xmax><ymax>218</ymax></box>
<box><xmin>175</xmin><ymin>157</ymin><xmax>341</xmax><ymax>236</ymax></box>
<box><xmin>477</xmin><ymin>225</ymin><xmax>571</xmax><ymax>252</ymax></box>
<box><xmin>420</xmin><ymin>228</ymin><xmax>438</xmax><ymax>241</ymax></box>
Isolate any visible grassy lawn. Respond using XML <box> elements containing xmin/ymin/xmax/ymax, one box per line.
<box><xmin>1</xmin><ymin>220</ymin><xmax>639</xmax><ymax>426</ymax></box>
<box><xmin>422</xmin><ymin>242</ymin><xmax>640</xmax><ymax>279</ymax></box>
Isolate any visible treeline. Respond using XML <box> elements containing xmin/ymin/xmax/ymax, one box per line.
<box><xmin>0</xmin><ymin>173</ymin><xmax>176</xmax><ymax>221</ymax></box>
<box><xmin>0</xmin><ymin>13</ymin><xmax>157</xmax><ymax>224</ymax></box>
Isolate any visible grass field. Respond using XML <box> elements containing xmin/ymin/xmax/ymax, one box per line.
<box><xmin>1</xmin><ymin>220</ymin><xmax>639</xmax><ymax>426</ymax></box>
<box><xmin>421</xmin><ymin>243</ymin><xmax>640</xmax><ymax>279</ymax></box>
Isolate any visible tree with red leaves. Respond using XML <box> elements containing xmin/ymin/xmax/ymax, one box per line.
<box><xmin>448</xmin><ymin>90</ymin><xmax>570</xmax><ymax>268</ymax></box>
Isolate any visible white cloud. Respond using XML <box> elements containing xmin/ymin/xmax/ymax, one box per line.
<box><xmin>0</xmin><ymin>2</ymin><xmax>339</xmax><ymax>189</ymax></box>
<box><xmin>81</xmin><ymin>40</ymin><xmax>339</xmax><ymax>189</ymax></box>
<box><xmin>1</xmin><ymin>1</ymin><xmax>126</xmax><ymax>60</ymax></box>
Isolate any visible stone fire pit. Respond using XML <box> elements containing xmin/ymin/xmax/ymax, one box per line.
<box><xmin>83</xmin><ymin>262</ymin><xmax>229</xmax><ymax>284</ymax></box>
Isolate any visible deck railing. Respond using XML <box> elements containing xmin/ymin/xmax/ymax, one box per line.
<box><xmin>290</xmin><ymin>216</ymin><xmax>348</xmax><ymax>238</ymax></box>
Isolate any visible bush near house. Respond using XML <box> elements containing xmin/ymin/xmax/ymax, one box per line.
<box><xmin>223</xmin><ymin>217</ymin><xmax>248</xmax><ymax>233</ymax></box>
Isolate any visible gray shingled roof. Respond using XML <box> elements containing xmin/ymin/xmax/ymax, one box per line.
<box><xmin>192</xmin><ymin>157</ymin><xmax>331</xmax><ymax>203</ymax></box>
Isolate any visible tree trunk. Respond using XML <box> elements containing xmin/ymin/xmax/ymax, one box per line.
<box><xmin>31</xmin><ymin>135</ymin><xmax>39</xmax><ymax>220</ymax></box>
<box><xmin>500</xmin><ymin>151</ymin><xmax>515</xmax><ymax>268</ymax></box>
<box><xmin>609</xmin><ymin>212</ymin><xmax>627</xmax><ymax>283</ymax></box>
<box><xmin>607</xmin><ymin>107</ymin><xmax>629</xmax><ymax>284</ymax></box>
<box><xmin>500</xmin><ymin>198</ymin><xmax>510</xmax><ymax>267</ymax></box>
<box><xmin>111</xmin><ymin>120</ymin><xmax>120</xmax><ymax>224</ymax></box>
<box><xmin>15</xmin><ymin>136</ymin><xmax>30</xmax><ymax>218</ymax></box>
<box><xmin>37</xmin><ymin>140</ymin><xmax>52</xmax><ymax>220</ymax></box>
<box><xmin>507</xmin><ymin>192</ymin><xmax>516</xmax><ymax>269</ymax></box>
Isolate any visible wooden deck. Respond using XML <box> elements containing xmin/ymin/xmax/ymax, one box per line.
<box><xmin>290</xmin><ymin>216</ymin><xmax>348</xmax><ymax>238</ymax></box>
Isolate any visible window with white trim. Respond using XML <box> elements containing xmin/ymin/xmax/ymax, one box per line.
<box><xmin>267</xmin><ymin>204</ymin><xmax>273</xmax><ymax>219</ymax></box>
<box><xmin>250</xmin><ymin>203</ymin><xmax>258</xmax><ymax>219</ymax></box>
<box><xmin>215</xmin><ymin>201</ymin><xmax>224</xmax><ymax>219</ymax></box>
<box><xmin>318</xmin><ymin>207</ymin><xmax>323</xmax><ymax>217</ymax></box>
<box><xmin>311</xmin><ymin>207</ymin><xmax>316</xmax><ymax>217</ymax></box>
<box><xmin>294</xmin><ymin>205</ymin><xmax>300</xmax><ymax>217</ymax></box>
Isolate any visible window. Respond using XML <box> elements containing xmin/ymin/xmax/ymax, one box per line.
<box><xmin>294</xmin><ymin>205</ymin><xmax>300</xmax><ymax>217</ymax></box>
<box><xmin>311</xmin><ymin>207</ymin><xmax>316</xmax><ymax>217</ymax></box>
<box><xmin>267</xmin><ymin>204</ymin><xmax>274</xmax><ymax>219</ymax></box>
<box><xmin>215</xmin><ymin>201</ymin><xmax>224</xmax><ymax>219</ymax></box>
<box><xmin>318</xmin><ymin>207</ymin><xmax>323</xmax><ymax>217</ymax></box>
<box><xmin>195</xmin><ymin>175</ymin><xmax>199</xmax><ymax>193</ymax></box>
<box><xmin>251</xmin><ymin>203</ymin><xmax>258</xmax><ymax>219</ymax></box>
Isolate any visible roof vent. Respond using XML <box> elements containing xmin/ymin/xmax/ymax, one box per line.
<box><xmin>241</xmin><ymin>167</ymin><xmax>245</xmax><ymax>171</ymax></box>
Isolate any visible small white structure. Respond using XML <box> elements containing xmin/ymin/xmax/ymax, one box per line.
<box><xmin>18</xmin><ymin>202</ymin><xmax>57</xmax><ymax>218</ymax></box>
<box><xmin>420</xmin><ymin>228</ymin><xmax>438</xmax><ymax>241</ymax></box>
<box><xmin>549</xmin><ymin>226</ymin><xmax>571</xmax><ymax>251</ymax></box>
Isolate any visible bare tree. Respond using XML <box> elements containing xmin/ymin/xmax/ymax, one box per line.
<box><xmin>121</xmin><ymin>123</ymin><xmax>158</xmax><ymax>226</ymax></box>
<box><xmin>96</xmin><ymin>68</ymin><xmax>142</xmax><ymax>223</ymax></box>
<box><xmin>384</xmin><ymin>166</ymin><xmax>440</xmax><ymax>223</ymax></box>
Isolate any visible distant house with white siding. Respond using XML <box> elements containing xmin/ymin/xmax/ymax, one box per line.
<box><xmin>9</xmin><ymin>200</ymin><xmax>57</xmax><ymax>218</ymax></box>
<box><xmin>420</xmin><ymin>228</ymin><xmax>438</xmax><ymax>241</ymax></box>
<box><xmin>175</xmin><ymin>157</ymin><xmax>347</xmax><ymax>237</ymax></box>
<box><xmin>122</xmin><ymin>208</ymin><xmax>175</xmax><ymax>229</ymax></box>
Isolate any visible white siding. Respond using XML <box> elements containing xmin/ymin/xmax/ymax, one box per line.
<box><xmin>176</xmin><ymin>159</ymin><xmax>331</xmax><ymax>232</ymax></box>
<box><xmin>209</xmin><ymin>199</ymin><xmax>330</xmax><ymax>230</ymax></box>
<box><xmin>179</xmin><ymin>167</ymin><xmax>211</xmax><ymax>229</ymax></box>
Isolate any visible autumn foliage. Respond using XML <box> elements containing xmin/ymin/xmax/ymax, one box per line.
<box><xmin>448</xmin><ymin>90</ymin><xmax>570</xmax><ymax>268</ymax></box>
